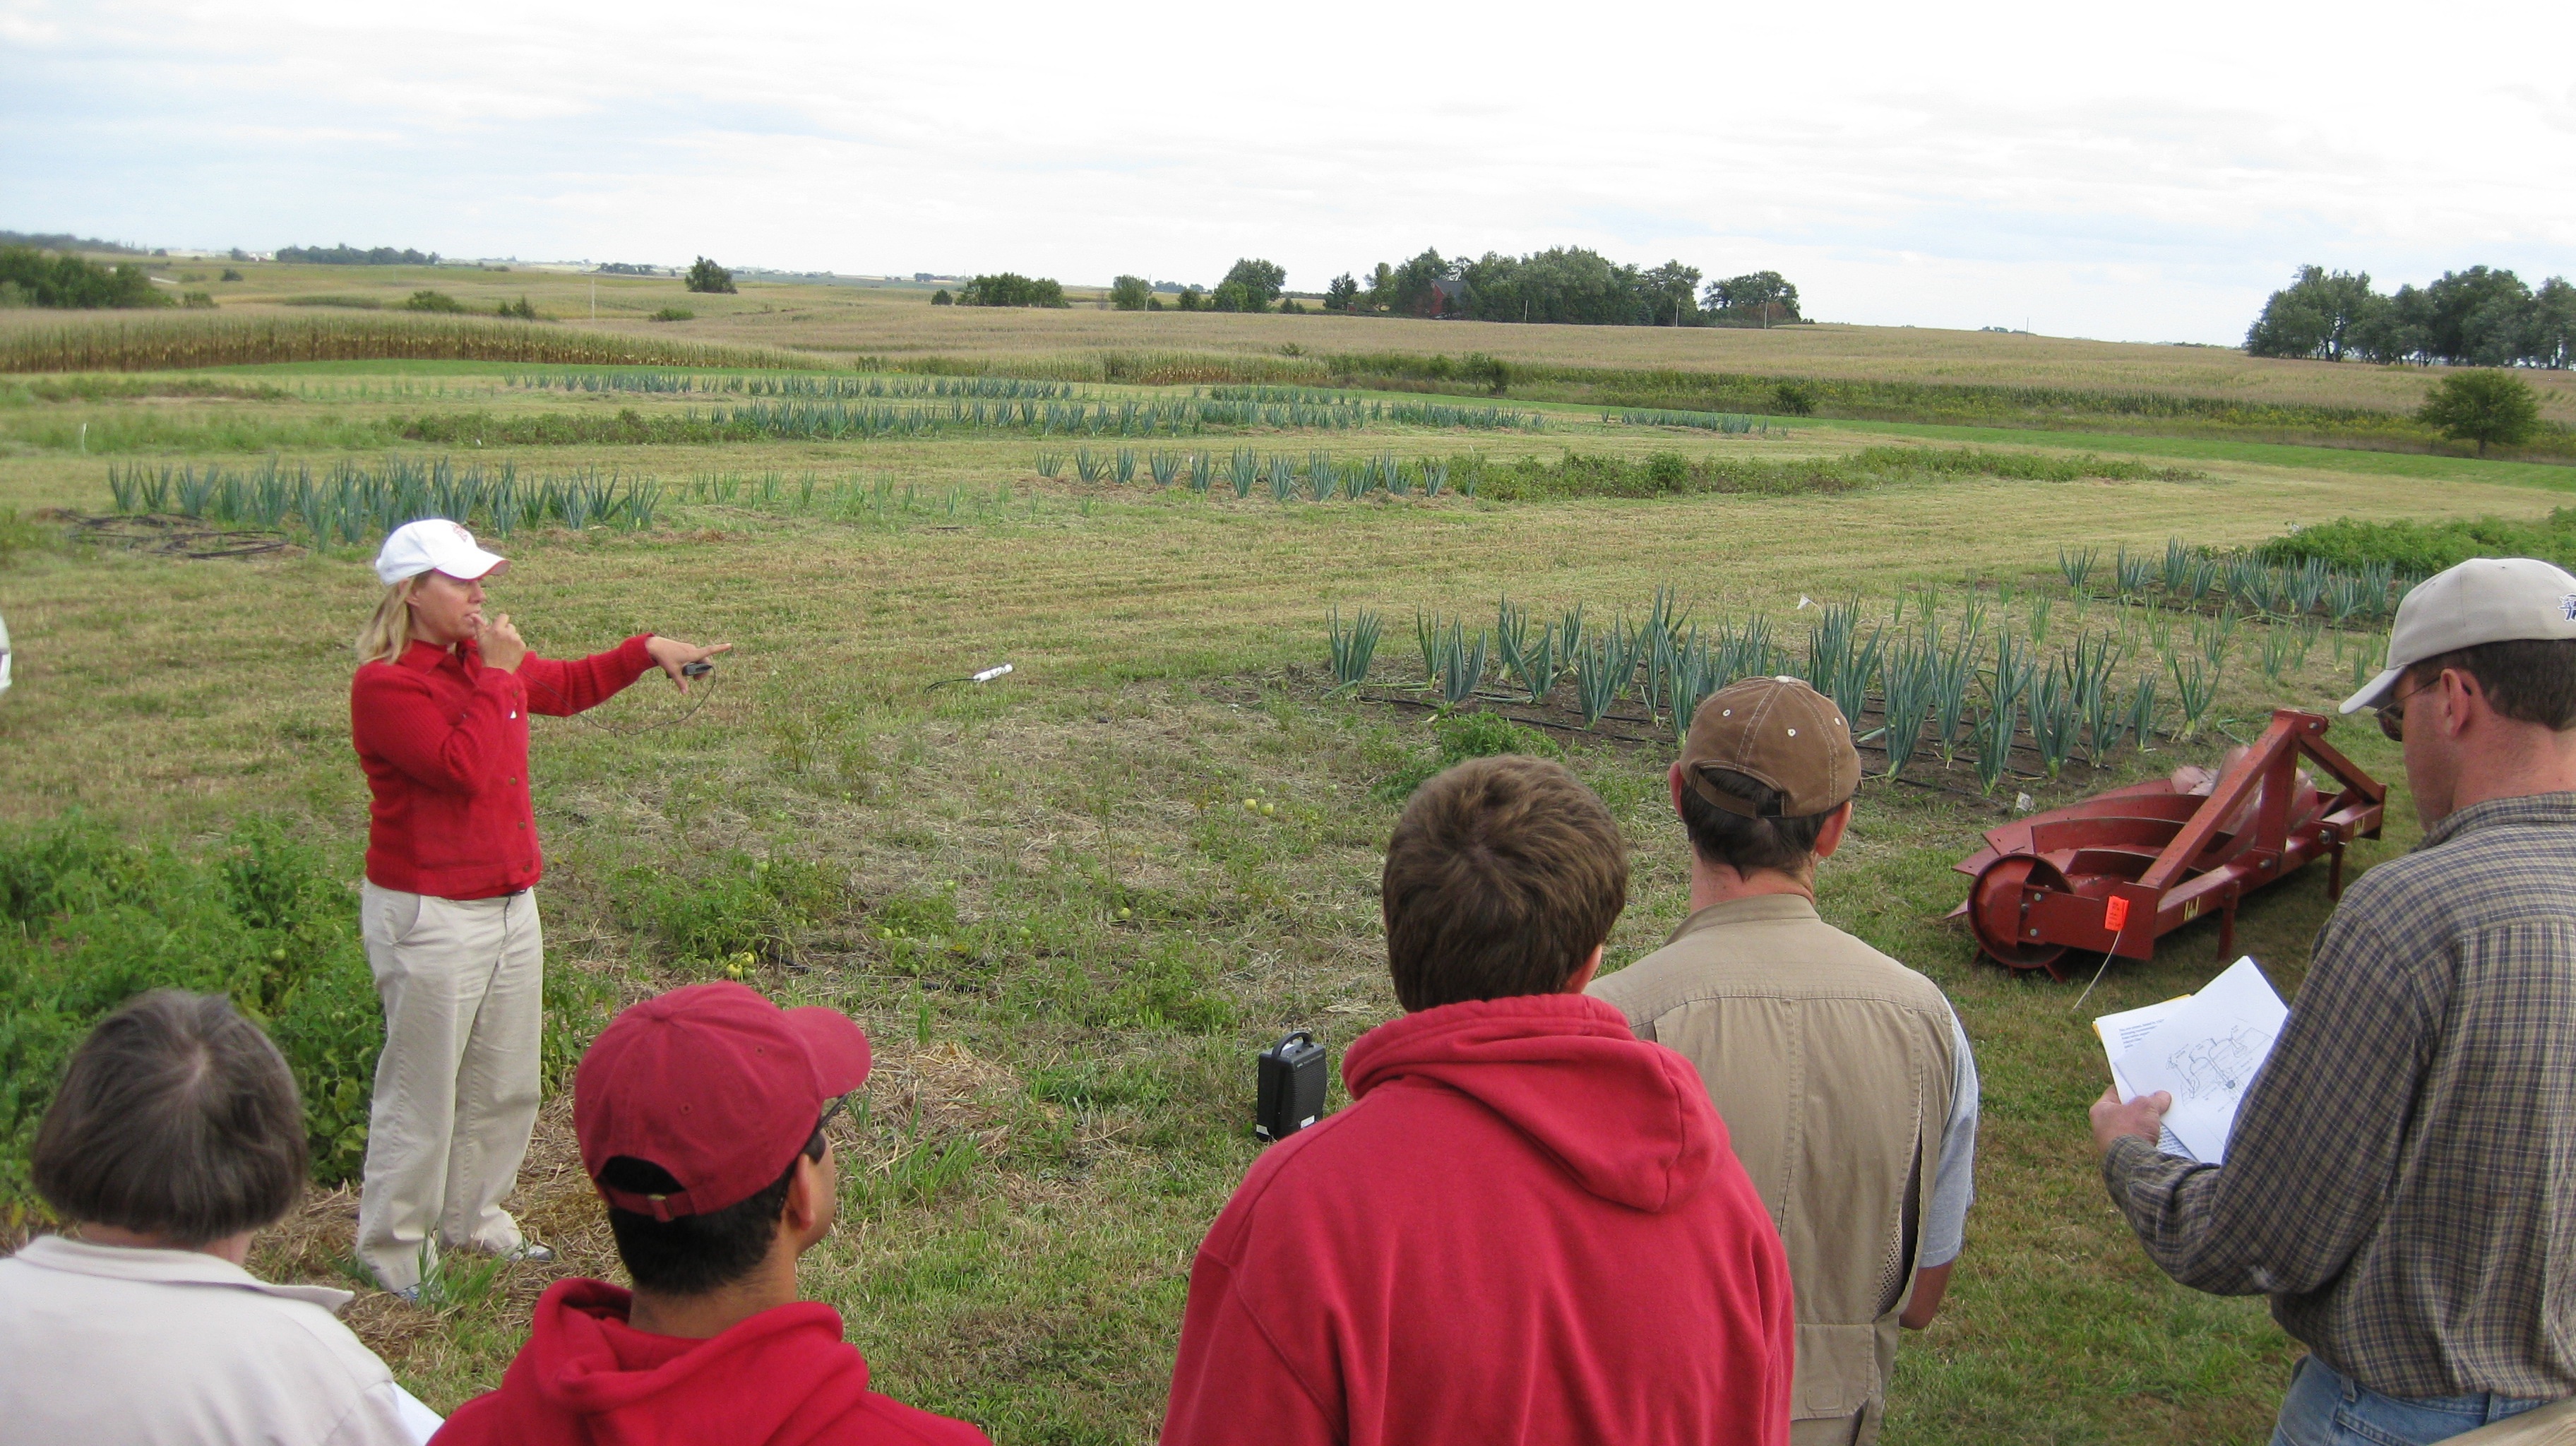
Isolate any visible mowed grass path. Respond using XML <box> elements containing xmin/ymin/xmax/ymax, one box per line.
<box><xmin>0</xmin><ymin>439</ymin><xmax>2491</xmax><ymax>1443</ymax></box>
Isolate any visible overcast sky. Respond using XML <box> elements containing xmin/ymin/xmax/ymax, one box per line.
<box><xmin>6</xmin><ymin>0</ymin><xmax>2572</xmax><ymax>344</ymax></box>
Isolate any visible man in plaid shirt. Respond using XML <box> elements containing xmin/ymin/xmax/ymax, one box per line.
<box><xmin>2092</xmin><ymin>558</ymin><xmax>2576</xmax><ymax>1446</ymax></box>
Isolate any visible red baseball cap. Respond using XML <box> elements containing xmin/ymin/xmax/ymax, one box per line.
<box><xmin>574</xmin><ymin>981</ymin><xmax>871</xmax><ymax>1221</ymax></box>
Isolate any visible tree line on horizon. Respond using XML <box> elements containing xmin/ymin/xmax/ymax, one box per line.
<box><xmin>2247</xmin><ymin>264</ymin><xmax>2572</xmax><ymax>369</ymax></box>
<box><xmin>277</xmin><ymin>244</ymin><xmax>441</xmax><ymax>265</ymax></box>
<box><xmin>1318</xmin><ymin>249</ymin><xmax>1803</xmax><ymax>328</ymax></box>
<box><xmin>1076</xmin><ymin>249</ymin><xmax>1806</xmax><ymax>328</ymax></box>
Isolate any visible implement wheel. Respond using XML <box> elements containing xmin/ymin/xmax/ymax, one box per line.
<box><xmin>1969</xmin><ymin>854</ymin><xmax>2073</xmax><ymax>974</ymax></box>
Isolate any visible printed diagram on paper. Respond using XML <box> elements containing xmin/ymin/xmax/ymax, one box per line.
<box><xmin>2166</xmin><ymin>1024</ymin><xmax>2277</xmax><ymax>1103</ymax></box>
<box><xmin>2093</xmin><ymin>957</ymin><xmax>2289</xmax><ymax>1165</ymax></box>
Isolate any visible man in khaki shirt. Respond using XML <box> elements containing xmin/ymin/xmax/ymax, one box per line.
<box><xmin>1592</xmin><ymin>677</ymin><xmax>1979</xmax><ymax>1446</ymax></box>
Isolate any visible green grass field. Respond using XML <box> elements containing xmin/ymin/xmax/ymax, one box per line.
<box><xmin>1</xmin><ymin>328</ymin><xmax>2563</xmax><ymax>1443</ymax></box>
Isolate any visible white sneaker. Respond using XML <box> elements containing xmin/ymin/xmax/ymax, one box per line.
<box><xmin>499</xmin><ymin>1240</ymin><xmax>555</xmax><ymax>1265</ymax></box>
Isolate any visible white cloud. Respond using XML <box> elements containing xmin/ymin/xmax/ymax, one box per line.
<box><xmin>4</xmin><ymin>0</ymin><xmax>2572</xmax><ymax>341</ymax></box>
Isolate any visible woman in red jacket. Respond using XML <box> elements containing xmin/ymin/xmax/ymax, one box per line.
<box><xmin>350</xmin><ymin>518</ymin><xmax>727</xmax><ymax>1299</ymax></box>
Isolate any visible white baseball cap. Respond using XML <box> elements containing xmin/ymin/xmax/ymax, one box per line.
<box><xmin>2339</xmin><ymin>556</ymin><xmax>2576</xmax><ymax>714</ymax></box>
<box><xmin>373</xmin><ymin>518</ymin><xmax>508</xmax><ymax>587</ymax></box>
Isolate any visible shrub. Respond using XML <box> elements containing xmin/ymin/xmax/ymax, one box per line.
<box><xmin>931</xmin><ymin>289</ymin><xmax>953</xmax><ymax>306</ymax></box>
<box><xmin>2417</xmin><ymin>370</ymin><xmax>2543</xmax><ymax>455</ymax></box>
<box><xmin>650</xmin><ymin>306</ymin><xmax>694</xmax><ymax>322</ymax></box>
<box><xmin>181</xmin><ymin>291</ymin><xmax>216</xmax><ymax>309</ymax></box>
<box><xmin>496</xmin><ymin>296</ymin><xmax>539</xmax><ymax>321</ymax></box>
<box><xmin>0</xmin><ymin>815</ymin><xmax>384</xmax><ymax>1207</ymax></box>
<box><xmin>220</xmin><ymin>268</ymin><xmax>244</xmax><ymax>282</ymax></box>
<box><xmin>402</xmin><ymin>289</ymin><xmax>466</xmax><ymax>313</ymax></box>
<box><xmin>2254</xmin><ymin>511</ymin><xmax>2576</xmax><ymax>575</ymax></box>
<box><xmin>1772</xmin><ymin>381</ymin><xmax>1819</xmax><ymax>415</ymax></box>
<box><xmin>1109</xmin><ymin>275</ymin><xmax>1152</xmax><ymax>311</ymax></box>
<box><xmin>0</xmin><ymin>246</ymin><xmax>171</xmax><ymax>309</ymax></box>
<box><xmin>685</xmin><ymin>256</ymin><xmax>738</xmax><ymax>294</ymax></box>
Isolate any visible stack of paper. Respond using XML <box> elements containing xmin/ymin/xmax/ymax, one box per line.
<box><xmin>2092</xmin><ymin>957</ymin><xmax>2289</xmax><ymax>1164</ymax></box>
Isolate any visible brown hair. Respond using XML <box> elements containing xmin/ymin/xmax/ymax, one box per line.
<box><xmin>1679</xmin><ymin>767</ymin><xmax>1837</xmax><ymax>876</ymax></box>
<box><xmin>1381</xmin><ymin>755</ymin><xmax>1628</xmax><ymax>1011</ymax></box>
<box><xmin>2407</xmin><ymin>638</ymin><xmax>2576</xmax><ymax>731</ymax></box>
<box><xmin>32</xmin><ymin>991</ymin><xmax>306</xmax><ymax>1245</ymax></box>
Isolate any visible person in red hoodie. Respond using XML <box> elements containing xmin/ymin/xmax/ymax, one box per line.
<box><xmin>350</xmin><ymin>517</ymin><xmax>729</xmax><ymax>1298</ymax></box>
<box><xmin>434</xmin><ymin>981</ymin><xmax>990</xmax><ymax>1446</ymax></box>
<box><xmin>1161</xmin><ymin>754</ymin><xmax>1796</xmax><ymax>1446</ymax></box>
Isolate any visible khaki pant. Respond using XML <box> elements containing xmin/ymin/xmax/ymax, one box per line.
<box><xmin>1791</xmin><ymin>1404</ymin><xmax>1877</xmax><ymax>1446</ymax></box>
<box><xmin>356</xmin><ymin>883</ymin><xmax>544</xmax><ymax>1292</ymax></box>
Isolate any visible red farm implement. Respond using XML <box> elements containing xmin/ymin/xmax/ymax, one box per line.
<box><xmin>1952</xmin><ymin>708</ymin><xmax>2385</xmax><ymax>977</ymax></box>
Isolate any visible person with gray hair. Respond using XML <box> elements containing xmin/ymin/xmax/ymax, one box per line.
<box><xmin>0</xmin><ymin>990</ymin><xmax>439</xmax><ymax>1445</ymax></box>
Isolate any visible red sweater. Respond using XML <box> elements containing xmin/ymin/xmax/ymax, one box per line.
<box><xmin>1161</xmin><ymin>993</ymin><xmax>1795</xmax><ymax>1446</ymax></box>
<box><xmin>351</xmin><ymin>635</ymin><xmax>655</xmax><ymax>899</ymax></box>
<box><xmin>434</xmin><ymin>1279</ymin><xmax>990</xmax><ymax>1446</ymax></box>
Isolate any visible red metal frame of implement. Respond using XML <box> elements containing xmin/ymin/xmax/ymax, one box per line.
<box><xmin>1952</xmin><ymin>708</ymin><xmax>2385</xmax><ymax>979</ymax></box>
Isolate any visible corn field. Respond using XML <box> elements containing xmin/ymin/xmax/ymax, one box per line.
<box><xmin>508</xmin><ymin>371</ymin><xmax>1077</xmax><ymax>400</ymax></box>
<box><xmin>105</xmin><ymin>457</ymin><xmax>660</xmax><ymax>542</ymax></box>
<box><xmin>2</xmin><ymin>314</ymin><xmax>818</xmax><ymax>374</ymax></box>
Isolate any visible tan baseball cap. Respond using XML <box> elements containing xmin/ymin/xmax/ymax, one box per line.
<box><xmin>2339</xmin><ymin>556</ymin><xmax>2576</xmax><ymax>714</ymax></box>
<box><xmin>1681</xmin><ymin>676</ymin><xmax>1859</xmax><ymax>818</ymax></box>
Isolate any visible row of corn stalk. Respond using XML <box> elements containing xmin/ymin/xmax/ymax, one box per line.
<box><xmin>1039</xmin><ymin>448</ymin><xmax>1468</xmax><ymax>501</ymax></box>
<box><xmin>507</xmin><ymin>371</ymin><xmax>1075</xmax><ymax>400</ymax></box>
<box><xmin>1</xmin><ymin>313</ymin><xmax>809</xmax><ymax>374</ymax></box>
<box><xmin>105</xmin><ymin>457</ymin><xmax>659</xmax><ymax>543</ymax></box>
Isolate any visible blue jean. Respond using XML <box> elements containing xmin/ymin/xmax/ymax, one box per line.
<box><xmin>2272</xmin><ymin>1356</ymin><xmax>2550</xmax><ymax>1446</ymax></box>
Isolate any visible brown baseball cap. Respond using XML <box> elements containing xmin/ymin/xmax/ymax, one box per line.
<box><xmin>1681</xmin><ymin>676</ymin><xmax>1859</xmax><ymax>818</ymax></box>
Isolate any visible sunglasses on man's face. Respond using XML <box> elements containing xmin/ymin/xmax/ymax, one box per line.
<box><xmin>2376</xmin><ymin>675</ymin><xmax>2435</xmax><ymax>742</ymax></box>
<box><xmin>796</xmin><ymin>1094</ymin><xmax>854</xmax><ymax>1163</ymax></box>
